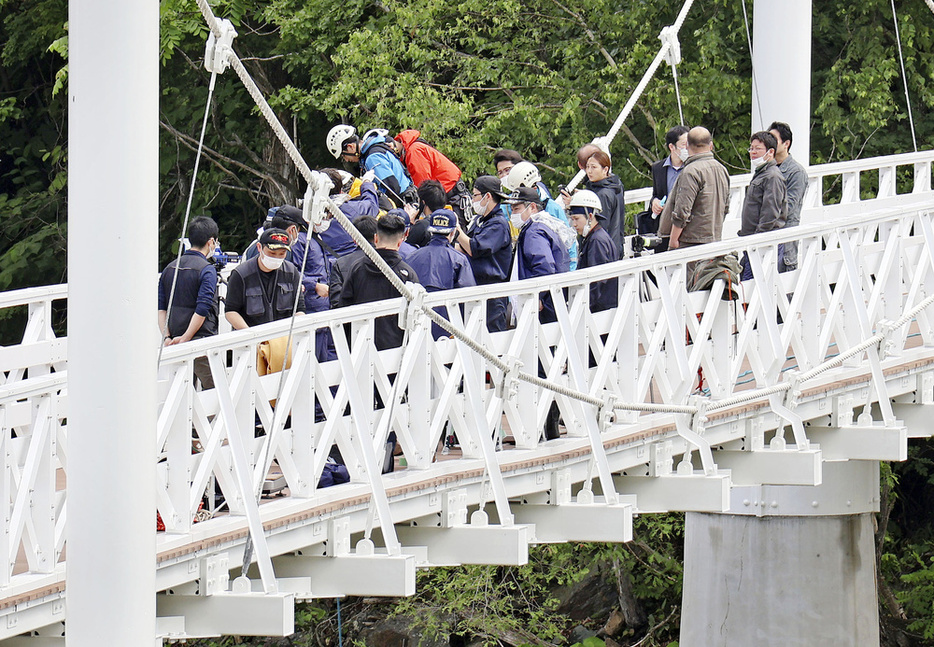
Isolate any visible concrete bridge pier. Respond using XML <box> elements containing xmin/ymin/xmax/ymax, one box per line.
<box><xmin>680</xmin><ymin>460</ymin><xmax>881</xmax><ymax>646</ymax></box>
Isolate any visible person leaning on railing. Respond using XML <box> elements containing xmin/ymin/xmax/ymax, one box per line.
<box><xmin>158</xmin><ymin>215</ymin><xmax>220</xmax><ymax>389</ymax></box>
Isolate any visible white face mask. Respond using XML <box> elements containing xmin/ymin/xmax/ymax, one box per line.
<box><xmin>261</xmin><ymin>252</ymin><xmax>285</xmax><ymax>270</ymax></box>
<box><xmin>582</xmin><ymin>221</ymin><xmax>593</xmax><ymax>237</ymax></box>
<box><xmin>510</xmin><ymin>210</ymin><xmax>525</xmax><ymax>229</ymax></box>
<box><xmin>750</xmin><ymin>156</ymin><xmax>767</xmax><ymax>172</ymax></box>
<box><xmin>472</xmin><ymin>196</ymin><xmax>488</xmax><ymax>217</ymax></box>
<box><xmin>313</xmin><ymin>219</ymin><xmax>331</xmax><ymax>234</ymax></box>
<box><xmin>678</xmin><ymin>147</ymin><xmax>689</xmax><ymax>162</ymax></box>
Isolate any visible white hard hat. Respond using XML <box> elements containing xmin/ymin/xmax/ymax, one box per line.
<box><xmin>501</xmin><ymin>160</ymin><xmax>541</xmax><ymax>192</ymax></box>
<box><xmin>362</xmin><ymin>127</ymin><xmax>389</xmax><ymax>141</ymax></box>
<box><xmin>326</xmin><ymin>124</ymin><xmax>357</xmax><ymax>159</ymax></box>
<box><xmin>568</xmin><ymin>189</ymin><xmax>603</xmax><ymax>213</ymax></box>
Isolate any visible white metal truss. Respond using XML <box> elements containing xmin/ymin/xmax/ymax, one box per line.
<box><xmin>0</xmin><ymin>151</ymin><xmax>933</xmax><ymax>641</ymax></box>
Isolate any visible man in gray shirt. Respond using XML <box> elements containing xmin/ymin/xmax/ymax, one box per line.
<box><xmin>769</xmin><ymin>121</ymin><xmax>807</xmax><ymax>272</ymax></box>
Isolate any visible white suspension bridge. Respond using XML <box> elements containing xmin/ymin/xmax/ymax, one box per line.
<box><xmin>2</xmin><ymin>0</ymin><xmax>932</xmax><ymax>645</ymax></box>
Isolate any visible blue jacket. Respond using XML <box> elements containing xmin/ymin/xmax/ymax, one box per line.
<box><xmin>408</xmin><ymin>234</ymin><xmax>476</xmax><ymax>339</ymax></box>
<box><xmin>466</xmin><ymin>205</ymin><xmax>512</xmax><ymax>285</ymax></box>
<box><xmin>407</xmin><ymin>234</ymin><xmax>476</xmax><ymax>293</ymax></box>
<box><xmin>516</xmin><ymin>219</ymin><xmax>570</xmax><ymax>323</ymax></box>
<box><xmin>317</xmin><ymin>181</ymin><xmax>380</xmax><ymax>259</ymax></box>
<box><xmin>577</xmin><ymin>224</ymin><xmax>618</xmax><ymax>312</ymax></box>
<box><xmin>290</xmin><ymin>231</ymin><xmax>331</xmax><ymax>313</ymax></box>
<box><xmin>360</xmin><ymin>134</ymin><xmax>412</xmax><ymax>201</ymax></box>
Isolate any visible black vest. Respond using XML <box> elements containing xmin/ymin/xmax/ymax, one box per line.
<box><xmin>162</xmin><ymin>251</ymin><xmax>218</xmax><ymax>339</ymax></box>
<box><xmin>234</xmin><ymin>257</ymin><xmax>302</xmax><ymax>328</ymax></box>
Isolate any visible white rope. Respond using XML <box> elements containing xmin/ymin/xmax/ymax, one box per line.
<box><xmin>565</xmin><ymin>0</ymin><xmax>697</xmax><ymax>192</ymax></box>
<box><xmin>927</xmin><ymin>0</ymin><xmax>934</xmax><ymax>15</ymax></box>
<box><xmin>890</xmin><ymin>0</ymin><xmax>918</xmax><ymax>152</ymax></box>
<box><xmin>672</xmin><ymin>62</ymin><xmax>685</xmax><ymax>126</ymax></box>
<box><xmin>158</xmin><ymin>70</ymin><xmax>217</xmax><ymax>367</ymax></box>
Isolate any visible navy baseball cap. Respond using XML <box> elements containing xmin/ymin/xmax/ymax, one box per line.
<box><xmin>427</xmin><ymin>209</ymin><xmax>457</xmax><ymax>234</ymax></box>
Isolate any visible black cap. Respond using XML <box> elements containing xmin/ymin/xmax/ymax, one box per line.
<box><xmin>274</xmin><ymin>205</ymin><xmax>305</xmax><ymax>227</ymax></box>
<box><xmin>473</xmin><ymin>175</ymin><xmax>507</xmax><ymax>199</ymax></box>
<box><xmin>259</xmin><ymin>228</ymin><xmax>292</xmax><ymax>250</ymax></box>
<box><xmin>505</xmin><ymin>186</ymin><xmax>542</xmax><ymax>206</ymax></box>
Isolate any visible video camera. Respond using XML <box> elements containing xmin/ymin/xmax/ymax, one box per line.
<box><xmin>631</xmin><ymin>234</ymin><xmax>665</xmax><ymax>254</ymax></box>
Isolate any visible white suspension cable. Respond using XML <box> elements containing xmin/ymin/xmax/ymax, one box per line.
<box><xmin>566</xmin><ymin>0</ymin><xmax>697</xmax><ymax>192</ymax></box>
<box><xmin>158</xmin><ymin>71</ymin><xmax>218</xmax><ymax>367</ymax></box>
<box><xmin>890</xmin><ymin>0</ymin><xmax>918</xmax><ymax>152</ymax></box>
<box><xmin>672</xmin><ymin>62</ymin><xmax>685</xmax><ymax>126</ymax></box>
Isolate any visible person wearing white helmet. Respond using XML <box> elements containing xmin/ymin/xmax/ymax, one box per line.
<box><xmin>325</xmin><ymin>124</ymin><xmax>414</xmax><ymax>206</ymax></box>
<box><xmin>502</xmin><ymin>160</ymin><xmax>578</xmax><ymax>270</ymax></box>
<box><xmin>568</xmin><ymin>190</ymin><xmax>618</xmax><ymax>312</ymax></box>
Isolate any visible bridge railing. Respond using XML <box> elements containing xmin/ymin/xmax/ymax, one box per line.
<box><xmin>0</xmin><ymin>284</ymin><xmax>67</xmax><ymax>388</ymax></box>
<box><xmin>624</xmin><ymin>149</ymin><xmax>934</xmax><ymax>239</ymax></box>
<box><xmin>1</xmin><ymin>151</ymin><xmax>934</xmax><ymax>594</ymax></box>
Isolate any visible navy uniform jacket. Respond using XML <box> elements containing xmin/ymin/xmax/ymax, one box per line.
<box><xmin>516</xmin><ymin>219</ymin><xmax>571</xmax><ymax>323</ymax></box>
<box><xmin>577</xmin><ymin>224</ymin><xmax>618</xmax><ymax>312</ymax></box>
<box><xmin>585</xmin><ymin>174</ymin><xmax>627</xmax><ymax>254</ymax></box>
<box><xmin>290</xmin><ymin>231</ymin><xmax>331</xmax><ymax>314</ymax></box>
<box><xmin>466</xmin><ymin>205</ymin><xmax>512</xmax><ymax>285</ymax></box>
<box><xmin>408</xmin><ymin>235</ymin><xmax>476</xmax><ymax>339</ymax></box>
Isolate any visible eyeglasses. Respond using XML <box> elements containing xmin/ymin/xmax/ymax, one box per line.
<box><xmin>496</xmin><ymin>166</ymin><xmax>513</xmax><ymax>178</ymax></box>
<box><xmin>748</xmin><ymin>146</ymin><xmax>766</xmax><ymax>154</ymax></box>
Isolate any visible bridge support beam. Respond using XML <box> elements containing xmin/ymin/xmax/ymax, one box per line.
<box><xmin>680</xmin><ymin>460</ymin><xmax>880</xmax><ymax>646</ymax></box>
<box><xmin>67</xmin><ymin>0</ymin><xmax>158</xmax><ymax>645</ymax></box>
<box><xmin>752</xmin><ymin>0</ymin><xmax>812</xmax><ymax>162</ymax></box>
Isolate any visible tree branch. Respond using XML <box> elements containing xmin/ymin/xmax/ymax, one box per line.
<box><xmin>545</xmin><ymin>0</ymin><xmax>617</xmax><ymax>68</ymax></box>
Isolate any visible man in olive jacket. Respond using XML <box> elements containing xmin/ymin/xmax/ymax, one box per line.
<box><xmin>658</xmin><ymin>126</ymin><xmax>730</xmax><ymax>250</ymax></box>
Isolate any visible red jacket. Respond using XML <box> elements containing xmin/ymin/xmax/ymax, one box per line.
<box><xmin>394</xmin><ymin>129</ymin><xmax>461</xmax><ymax>191</ymax></box>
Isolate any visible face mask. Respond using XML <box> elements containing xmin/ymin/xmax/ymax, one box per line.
<box><xmin>510</xmin><ymin>210</ymin><xmax>525</xmax><ymax>229</ymax></box>
<box><xmin>750</xmin><ymin>156</ymin><xmax>766</xmax><ymax>171</ymax></box>
<box><xmin>678</xmin><ymin>147</ymin><xmax>689</xmax><ymax>161</ymax></box>
<box><xmin>262</xmin><ymin>252</ymin><xmax>285</xmax><ymax>270</ymax></box>
<box><xmin>472</xmin><ymin>197</ymin><xmax>488</xmax><ymax>217</ymax></box>
<box><xmin>313</xmin><ymin>219</ymin><xmax>331</xmax><ymax>234</ymax></box>
<box><xmin>582</xmin><ymin>221</ymin><xmax>593</xmax><ymax>237</ymax></box>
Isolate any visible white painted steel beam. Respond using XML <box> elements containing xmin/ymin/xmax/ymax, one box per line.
<box><xmin>512</xmin><ymin>502</ymin><xmax>632</xmax><ymax>543</ymax></box>
<box><xmin>808</xmin><ymin>424</ymin><xmax>907</xmax><ymax>462</ymax></box>
<box><xmin>395</xmin><ymin>524</ymin><xmax>532</xmax><ymax>566</ymax></box>
<box><xmin>66</xmin><ymin>0</ymin><xmax>158</xmax><ymax>644</ymax></box>
<box><xmin>890</xmin><ymin>402</ymin><xmax>934</xmax><ymax>438</ymax></box>
<box><xmin>613</xmin><ymin>473</ymin><xmax>731</xmax><ymax>513</ymax></box>
<box><xmin>272</xmin><ymin>553</ymin><xmax>416</xmax><ymax>598</ymax></box>
<box><xmin>714</xmin><ymin>448</ymin><xmax>822</xmax><ymax>486</ymax></box>
<box><xmin>728</xmin><ymin>459</ymin><xmax>880</xmax><ymax>517</ymax></box>
<box><xmin>156</xmin><ymin>591</ymin><xmax>294</xmax><ymax>638</ymax></box>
